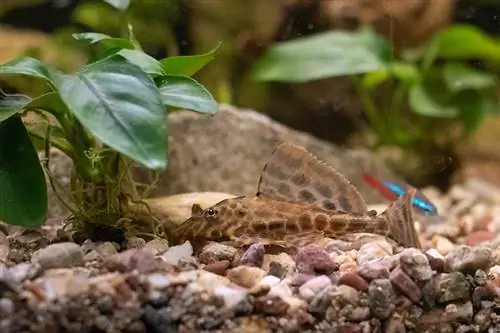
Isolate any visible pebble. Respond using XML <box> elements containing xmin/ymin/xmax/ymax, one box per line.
<box><xmin>0</xmin><ymin>297</ymin><xmax>14</xmax><ymax>318</ymax></box>
<box><xmin>83</xmin><ymin>250</ymin><xmax>102</xmax><ymax>262</ymax></box>
<box><xmin>0</xmin><ymin>231</ymin><xmax>9</xmax><ymax>263</ymax></box>
<box><xmin>0</xmin><ymin>265</ymin><xmax>21</xmax><ymax>293</ymax></box>
<box><xmin>298</xmin><ymin>275</ymin><xmax>331</xmax><ymax>301</ymax></box>
<box><xmin>445</xmin><ymin>245</ymin><xmax>492</xmax><ymax>273</ymax></box>
<box><xmin>333</xmin><ymin>285</ymin><xmax>359</xmax><ymax>304</ymax></box>
<box><xmin>104</xmin><ymin>248</ymin><xmax>160</xmax><ymax>273</ymax></box>
<box><xmin>238</xmin><ymin>243</ymin><xmax>264</xmax><ymax>267</ymax></box>
<box><xmin>466</xmin><ymin>230</ymin><xmax>495</xmax><ymax>246</ymax></box>
<box><xmin>338</xmin><ymin>271</ymin><xmax>369</xmax><ymax>291</ymax></box>
<box><xmin>213</xmin><ymin>285</ymin><xmax>248</xmax><ymax>308</ymax></box>
<box><xmin>294</xmin><ymin>244</ymin><xmax>337</xmax><ymax>275</ymax></box>
<box><xmin>254</xmin><ymin>295</ymin><xmax>289</xmax><ymax>315</ymax></box>
<box><xmin>309</xmin><ymin>285</ymin><xmax>336</xmax><ymax>314</ymax></box>
<box><xmin>389</xmin><ymin>266</ymin><xmax>421</xmax><ymax>303</ymax></box>
<box><xmin>356</xmin><ymin>260</ymin><xmax>389</xmax><ymax>281</ymax></box>
<box><xmin>95</xmin><ymin>242</ymin><xmax>118</xmax><ymax>257</ymax></box>
<box><xmin>368</xmin><ymin>279</ymin><xmax>395</xmax><ymax>319</ymax></box>
<box><xmin>226</xmin><ymin>266</ymin><xmax>267</xmax><ymax>288</ymax></box>
<box><xmin>143</xmin><ymin>239</ymin><xmax>169</xmax><ymax>255</ymax></box>
<box><xmin>433</xmin><ymin>235</ymin><xmax>455</xmax><ymax>256</ymax></box>
<box><xmin>31</xmin><ymin>242</ymin><xmax>84</xmax><ymax>270</ymax></box>
<box><xmin>262</xmin><ymin>253</ymin><xmax>296</xmax><ymax>278</ymax></box>
<box><xmin>425</xmin><ymin>249</ymin><xmax>445</xmax><ymax>272</ymax></box>
<box><xmin>357</xmin><ymin>242</ymin><xmax>392</xmax><ymax>266</ymax></box>
<box><xmin>199</xmin><ymin>242</ymin><xmax>238</xmax><ymax>262</ymax></box>
<box><xmin>125</xmin><ymin>237</ymin><xmax>146</xmax><ymax>249</ymax></box>
<box><xmin>203</xmin><ymin>260</ymin><xmax>231</xmax><ymax>276</ymax></box>
<box><xmin>400</xmin><ymin>248</ymin><xmax>433</xmax><ymax>281</ymax></box>
<box><xmin>161</xmin><ymin>241</ymin><xmax>193</xmax><ymax>265</ymax></box>
<box><xmin>257</xmin><ymin>275</ymin><xmax>281</xmax><ymax>289</ymax></box>
<box><xmin>435</xmin><ymin>272</ymin><xmax>470</xmax><ymax>303</ymax></box>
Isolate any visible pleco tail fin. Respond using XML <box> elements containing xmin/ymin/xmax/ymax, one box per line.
<box><xmin>378</xmin><ymin>188</ymin><xmax>421</xmax><ymax>249</ymax></box>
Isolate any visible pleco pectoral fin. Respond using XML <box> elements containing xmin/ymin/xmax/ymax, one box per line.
<box><xmin>379</xmin><ymin>188</ymin><xmax>421</xmax><ymax>249</ymax></box>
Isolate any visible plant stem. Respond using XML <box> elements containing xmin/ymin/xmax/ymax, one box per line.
<box><xmin>353</xmin><ymin>77</ymin><xmax>385</xmax><ymax>147</ymax></box>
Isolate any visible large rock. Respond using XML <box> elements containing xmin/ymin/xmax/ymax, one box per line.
<box><xmin>137</xmin><ymin>104</ymin><xmax>395</xmax><ymax>202</ymax></box>
<box><xmin>46</xmin><ymin>104</ymin><xmax>397</xmax><ymax>219</ymax></box>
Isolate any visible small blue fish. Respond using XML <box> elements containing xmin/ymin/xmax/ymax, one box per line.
<box><xmin>362</xmin><ymin>174</ymin><xmax>438</xmax><ymax>215</ymax></box>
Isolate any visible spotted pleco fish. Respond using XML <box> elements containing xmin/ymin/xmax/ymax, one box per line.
<box><xmin>171</xmin><ymin>143</ymin><xmax>422</xmax><ymax>249</ymax></box>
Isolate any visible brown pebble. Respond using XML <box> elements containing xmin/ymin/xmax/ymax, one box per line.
<box><xmin>338</xmin><ymin>271</ymin><xmax>369</xmax><ymax>292</ymax></box>
<box><xmin>198</xmin><ymin>251</ymin><xmax>218</xmax><ymax>265</ymax></box>
<box><xmin>423</xmin><ymin>253</ymin><xmax>444</xmax><ymax>273</ymax></box>
<box><xmin>465</xmin><ymin>231</ymin><xmax>494</xmax><ymax>246</ymax></box>
<box><xmin>254</xmin><ymin>295</ymin><xmax>289</xmax><ymax>315</ymax></box>
<box><xmin>268</xmin><ymin>261</ymin><xmax>285</xmax><ymax>279</ymax></box>
<box><xmin>385</xmin><ymin>312</ymin><xmax>406</xmax><ymax>333</ymax></box>
<box><xmin>294</xmin><ymin>244</ymin><xmax>337</xmax><ymax>275</ymax></box>
<box><xmin>238</xmin><ymin>243</ymin><xmax>265</xmax><ymax>267</ymax></box>
<box><xmin>338</xmin><ymin>323</ymin><xmax>362</xmax><ymax>333</ymax></box>
<box><xmin>203</xmin><ymin>260</ymin><xmax>230</xmax><ymax>276</ymax></box>
<box><xmin>389</xmin><ymin>266</ymin><xmax>421</xmax><ymax>303</ymax></box>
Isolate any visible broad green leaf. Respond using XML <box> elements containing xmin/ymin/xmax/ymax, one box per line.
<box><xmin>54</xmin><ymin>57</ymin><xmax>167</xmax><ymax>170</ymax></box>
<box><xmin>443</xmin><ymin>62</ymin><xmax>496</xmax><ymax>92</ymax></box>
<box><xmin>252</xmin><ymin>28</ymin><xmax>390</xmax><ymax>83</ymax></box>
<box><xmin>24</xmin><ymin>92</ymin><xmax>69</xmax><ymax>115</ymax></box>
<box><xmin>158</xmin><ymin>75</ymin><xmax>218</xmax><ymax>114</ymax></box>
<box><xmin>73</xmin><ymin>32</ymin><xmax>135</xmax><ymax>52</ymax></box>
<box><xmin>0</xmin><ymin>115</ymin><xmax>47</xmax><ymax>227</ymax></box>
<box><xmin>431</xmin><ymin>25</ymin><xmax>500</xmax><ymax>61</ymax></box>
<box><xmin>0</xmin><ymin>93</ymin><xmax>30</xmax><ymax>122</ymax></box>
<box><xmin>160</xmin><ymin>42</ymin><xmax>222</xmax><ymax>77</ymax></box>
<box><xmin>117</xmin><ymin>49</ymin><xmax>165</xmax><ymax>77</ymax></box>
<box><xmin>0</xmin><ymin>57</ymin><xmax>55</xmax><ymax>87</ymax></box>
<box><xmin>101</xmin><ymin>0</ymin><xmax>130</xmax><ymax>11</ymax></box>
<box><xmin>409</xmin><ymin>82</ymin><xmax>458</xmax><ymax>118</ymax></box>
<box><xmin>455</xmin><ymin>90</ymin><xmax>492</xmax><ymax>134</ymax></box>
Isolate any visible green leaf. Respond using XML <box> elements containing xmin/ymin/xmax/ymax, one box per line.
<box><xmin>0</xmin><ymin>115</ymin><xmax>47</xmax><ymax>227</ymax></box>
<box><xmin>0</xmin><ymin>93</ymin><xmax>30</xmax><ymax>122</ymax></box>
<box><xmin>116</xmin><ymin>49</ymin><xmax>165</xmax><ymax>77</ymax></box>
<box><xmin>361</xmin><ymin>70</ymin><xmax>390</xmax><ymax>90</ymax></box>
<box><xmin>252</xmin><ymin>28</ymin><xmax>391</xmax><ymax>83</ymax></box>
<box><xmin>158</xmin><ymin>75</ymin><xmax>218</xmax><ymax>114</ymax></box>
<box><xmin>455</xmin><ymin>90</ymin><xmax>491</xmax><ymax>134</ymax></box>
<box><xmin>160</xmin><ymin>42</ymin><xmax>222</xmax><ymax>77</ymax></box>
<box><xmin>443</xmin><ymin>62</ymin><xmax>496</xmax><ymax>92</ymax></box>
<box><xmin>101</xmin><ymin>0</ymin><xmax>130</xmax><ymax>11</ymax></box>
<box><xmin>389</xmin><ymin>62</ymin><xmax>420</xmax><ymax>84</ymax></box>
<box><xmin>24</xmin><ymin>92</ymin><xmax>69</xmax><ymax>116</ymax></box>
<box><xmin>431</xmin><ymin>24</ymin><xmax>500</xmax><ymax>61</ymax></box>
<box><xmin>54</xmin><ymin>57</ymin><xmax>167</xmax><ymax>170</ymax></box>
<box><xmin>73</xmin><ymin>32</ymin><xmax>135</xmax><ymax>52</ymax></box>
<box><xmin>0</xmin><ymin>57</ymin><xmax>55</xmax><ymax>87</ymax></box>
<box><xmin>409</xmin><ymin>82</ymin><xmax>458</xmax><ymax>118</ymax></box>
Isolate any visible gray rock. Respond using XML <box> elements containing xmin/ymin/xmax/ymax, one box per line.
<box><xmin>435</xmin><ymin>272</ymin><xmax>470</xmax><ymax>304</ymax></box>
<box><xmin>444</xmin><ymin>245</ymin><xmax>492</xmax><ymax>273</ymax></box>
<box><xmin>136</xmin><ymin>105</ymin><xmax>397</xmax><ymax>202</ymax></box>
<box><xmin>31</xmin><ymin>242</ymin><xmax>84</xmax><ymax>270</ymax></box>
<box><xmin>309</xmin><ymin>285</ymin><xmax>336</xmax><ymax>314</ymax></box>
<box><xmin>368</xmin><ymin>279</ymin><xmax>395</xmax><ymax>319</ymax></box>
<box><xmin>400</xmin><ymin>248</ymin><xmax>433</xmax><ymax>282</ymax></box>
<box><xmin>0</xmin><ymin>266</ymin><xmax>20</xmax><ymax>293</ymax></box>
<box><xmin>95</xmin><ymin>242</ymin><xmax>118</xmax><ymax>257</ymax></box>
<box><xmin>143</xmin><ymin>239</ymin><xmax>169</xmax><ymax>255</ymax></box>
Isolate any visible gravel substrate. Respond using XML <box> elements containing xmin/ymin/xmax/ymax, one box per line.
<box><xmin>3</xmin><ymin>178</ymin><xmax>500</xmax><ymax>333</ymax></box>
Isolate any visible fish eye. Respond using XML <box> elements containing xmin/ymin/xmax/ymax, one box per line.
<box><xmin>206</xmin><ymin>208</ymin><xmax>217</xmax><ymax>217</ymax></box>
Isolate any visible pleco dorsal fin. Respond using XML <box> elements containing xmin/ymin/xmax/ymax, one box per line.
<box><xmin>379</xmin><ymin>188</ymin><xmax>421</xmax><ymax>249</ymax></box>
<box><xmin>257</xmin><ymin>143</ymin><xmax>368</xmax><ymax>214</ymax></box>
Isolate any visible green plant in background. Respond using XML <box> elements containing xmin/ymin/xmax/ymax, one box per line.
<box><xmin>0</xmin><ymin>0</ymin><xmax>219</xmax><ymax>237</ymax></box>
<box><xmin>252</xmin><ymin>24</ymin><xmax>500</xmax><ymax>180</ymax></box>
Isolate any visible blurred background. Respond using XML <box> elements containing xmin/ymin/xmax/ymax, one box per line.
<box><xmin>1</xmin><ymin>0</ymin><xmax>500</xmax><ymax>192</ymax></box>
